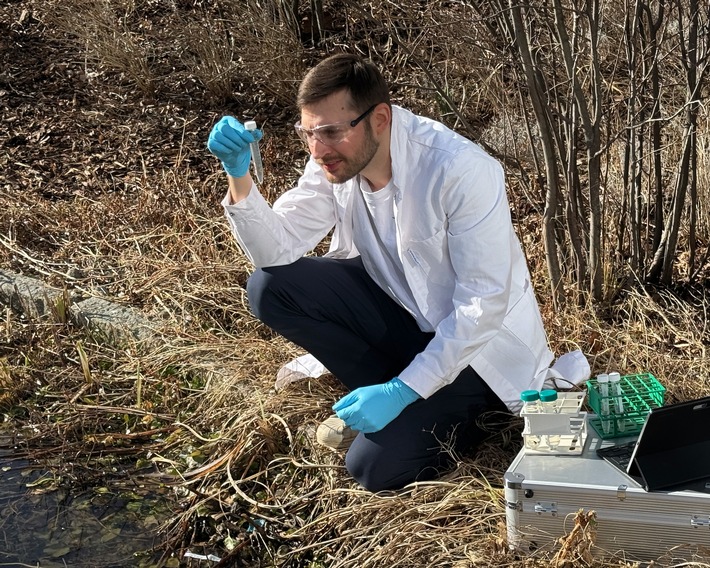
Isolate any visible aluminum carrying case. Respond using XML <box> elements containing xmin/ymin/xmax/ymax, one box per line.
<box><xmin>503</xmin><ymin>430</ymin><xmax>710</xmax><ymax>562</ymax></box>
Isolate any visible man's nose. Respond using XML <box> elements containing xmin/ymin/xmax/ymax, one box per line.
<box><xmin>308</xmin><ymin>137</ymin><xmax>329</xmax><ymax>158</ymax></box>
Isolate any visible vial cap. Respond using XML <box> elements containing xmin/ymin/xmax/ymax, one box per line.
<box><xmin>539</xmin><ymin>389</ymin><xmax>559</xmax><ymax>402</ymax></box>
<box><xmin>596</xmin><ymin>373</ymin><xmax>609</xmax><ymax>383</ymax></box>
<box><xmin>520</xmin><ymin>389</ymin><xmax>540</xmax><ymax>402</ymax></box>
<box><xmin>608</xmin><ymin>372</ymin><xmax>621</xmax><ymax>382</ymax></box>
<box><xmin>244</xmin><ymin>120</ymin><xmax>257</xmax><ymax>131</ymax></box>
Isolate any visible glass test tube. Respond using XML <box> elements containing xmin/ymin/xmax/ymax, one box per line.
<box><xmin>597</xmin><ymin>373</ymin><xmax>611</xmax><ymax>435</ymax></box>
<box><xmin>244</xmin><ymin>120</ymin><xmax>263</xmax><ymax>183</ymax></box>
<box><xmin>609</xmin><ymin>371</ymin><xmax>626</xmax><ymax>433</ymax></box>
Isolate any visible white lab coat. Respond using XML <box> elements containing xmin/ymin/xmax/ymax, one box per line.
<box><xmin>223</xmin><ymin>105</ymin><xmax>554</xmax><ymax>410</ymax></box>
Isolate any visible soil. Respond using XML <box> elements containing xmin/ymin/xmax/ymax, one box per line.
<box><xmin>3</xmin><ymin>6</ymin><xmax>168</xmax><ymax>190</ymax></box>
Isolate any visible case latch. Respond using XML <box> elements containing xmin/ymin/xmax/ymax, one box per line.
<box><xmin>506</xmin><ymin>500</ymin><xmax>522</xmax><ymax>512</ymax></box>
<box><xmin>616</xmin><ymin>484</ymin><xmax>628</xmax><ymax>501</ymax></box>
<box><xmin>690</xmin><ymin>515</ymin><xmax>710</xmax><ymax>528</ymax></box>
<box><xmin>534</xmin><ymin>501</ymin><xmax>557</xmax><ymax>516</ymax></box>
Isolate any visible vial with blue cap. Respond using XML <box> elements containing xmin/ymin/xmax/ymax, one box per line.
<box><xmin>539</xmin><ymin>389</ymin><xmax>561</xmax><ymax>449</ymax></box>
<box><xmin>520</xmin><ymin>389</ymin><xmax>542</xmax><ymax>449</ymax></box>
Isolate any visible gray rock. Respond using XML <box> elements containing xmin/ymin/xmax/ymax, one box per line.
<box><xmin>0</xmin><ymin>269</ymin><xmax>65</xmax><ymax>319</ymax></box>
<box><xmin>0</xmin><ymin>269</ymin><xmax>157</xmax><ymax>348</ymax></box>
<box><xmin>70</xmin><ymin>296</ymin><xmax>157</xmax><ymax>346</ymax></box>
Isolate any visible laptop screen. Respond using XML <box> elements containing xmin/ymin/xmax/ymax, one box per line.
<box><xmin>630</xmin><ymin>396</ymin><xmax>710</xmax><ymax>491</ymax></box>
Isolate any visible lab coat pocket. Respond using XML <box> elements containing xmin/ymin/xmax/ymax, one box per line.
<box><xmin>405</xmin><ymin>228</ymin><xmax>453</xmax><ymax>287</ymax></box>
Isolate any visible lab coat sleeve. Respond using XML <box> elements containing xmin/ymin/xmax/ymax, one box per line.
<box><xmin>222</xmin><ymin>159</ymin><xmax>338</xmax><ymax>267</ymax></box>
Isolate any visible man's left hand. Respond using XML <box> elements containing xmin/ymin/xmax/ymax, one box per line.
<box><xmin>333</xmin><ymin>377</ymin><xmax>421</xmax><ymax>433</ymax></box>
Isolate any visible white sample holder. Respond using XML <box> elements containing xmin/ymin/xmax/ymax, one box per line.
<box><xmin>521</xmin><ymin>391</ymin><xmax>588</xmax><ymax>455</ymax></box>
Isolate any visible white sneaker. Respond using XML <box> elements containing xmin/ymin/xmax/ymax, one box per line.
<box><xmin>316</xmin><ymin>415</ymin><xmax>358</xmax><ymax>450</ymax></box>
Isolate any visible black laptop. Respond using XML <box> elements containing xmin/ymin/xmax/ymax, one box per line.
<box><xmin>596</xmin><ymin>395</ymin><xmax>710</xmax><ymax>492</ymax></box>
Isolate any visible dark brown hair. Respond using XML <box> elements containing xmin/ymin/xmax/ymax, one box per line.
<box><xmin>297</xmin><ymin>53</ymin><xmax>391</xmax><ymax>113</ymax></box>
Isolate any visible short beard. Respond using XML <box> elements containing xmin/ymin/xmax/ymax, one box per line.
<box><xmin>321</xmin><ymin>122</ymin><xmax>379</xmax><ymax>184</ymax></box>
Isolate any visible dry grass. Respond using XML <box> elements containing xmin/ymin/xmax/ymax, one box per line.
<box><xmin>4</xmin><ymin>155</ymin><xmax>709</xmax><ymax>568</ymax></box>
<box><xmin>2</xmin><ymin>0</ymin><xmax>710</xmax><ymax>567</ymax></box>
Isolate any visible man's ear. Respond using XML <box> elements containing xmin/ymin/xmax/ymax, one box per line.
<box><xmin>372</xmin><ymin>103</ymin><xmax>391</xmax><ymax>135</ymax></box>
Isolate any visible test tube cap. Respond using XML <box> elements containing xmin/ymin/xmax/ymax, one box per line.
<box><xmin>244</xmin><ymin>120</ymin><xmax>257</xmax><ymax>130</ymax></box>
<box><xmin>539</xmin><ymin>389</ymin><xmax>559</xmax><ymax>402</ymax></box>
<box><xmin>520</xmin><ymin>389</ymin><xmax>540</xmax><ymax>402</ymax></box>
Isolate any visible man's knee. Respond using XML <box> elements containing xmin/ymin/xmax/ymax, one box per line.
<box><xmin>345</xmin><ymin>447</ymin><xmax>395</xmax><ymax>493</ymax></box>
<box><xmin>246</xmin><ymin>259</ymin><xmax>317</xmax><ymax>324</ymax></box>
<box><xmin>245</xmin><ymin>266</ymin><xmax>295</xmax><ymax>324</ymax></box>
<box><xmin>245</xmin><ymin>268</ymin><xmax>270</xmax><ymax>321</ymax></box>
<box><xmin>345</xmin><ymin>435</ymin><xmax>442</xmax><ymax>492</ymax></box>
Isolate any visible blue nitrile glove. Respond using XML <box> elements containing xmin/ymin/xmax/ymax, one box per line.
<box><xmin>333</xmin><ymin>377</ymin><xmax>421</xmax><ymax>433</ymax></box>
<box><xmin>207</xmin><ymin>116</ymin><xmax>263</xmax><ymax>178</ymax></box>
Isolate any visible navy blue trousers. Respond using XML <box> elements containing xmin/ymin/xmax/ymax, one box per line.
<box><xmin>246</xmin><ymin>256</ymin><xmax>507</xmax><ymax>492</ymax></box>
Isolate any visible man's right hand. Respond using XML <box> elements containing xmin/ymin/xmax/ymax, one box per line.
<box><xmin>207</xmin><ymin>116</ymin><xmax>262</xmax><ymax>178</ymax></box>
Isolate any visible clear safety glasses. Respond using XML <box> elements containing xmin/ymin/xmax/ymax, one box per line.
<box><xmin>293</xmin><ymin>104</ymin><xmax>378</xmax><ymax>147</ymax></box>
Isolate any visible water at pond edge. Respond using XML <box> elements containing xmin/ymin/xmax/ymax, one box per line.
<box><xmin>1</xmin><ymin>449</ymin><xmax>176</xmax><ymax>568</ymax></box>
